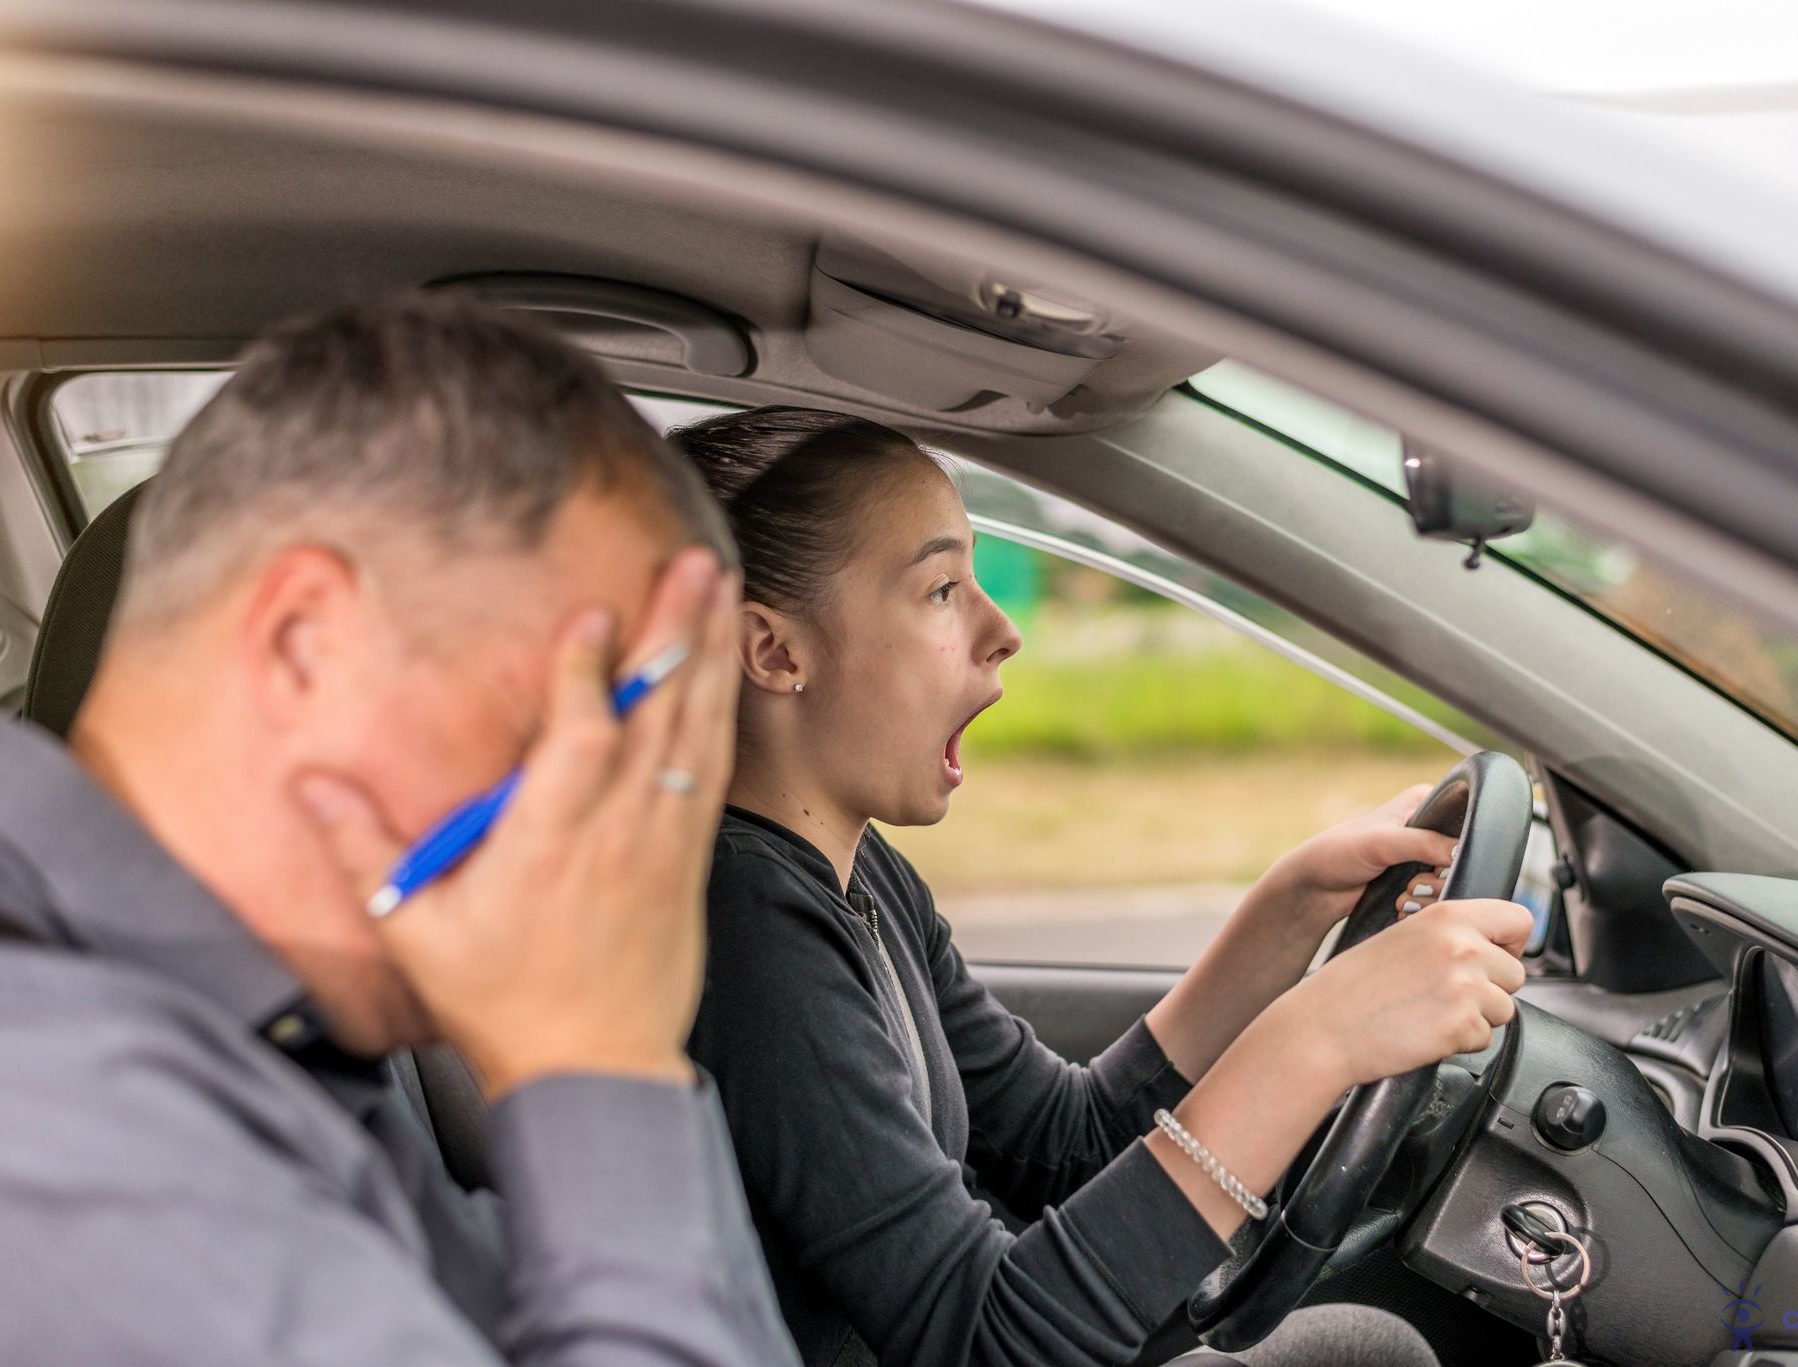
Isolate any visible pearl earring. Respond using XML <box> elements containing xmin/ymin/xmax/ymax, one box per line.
<box><xmin>793</xmin><ymin>683</ymin><xmax>805</xmax><ymax>694</ymax></box>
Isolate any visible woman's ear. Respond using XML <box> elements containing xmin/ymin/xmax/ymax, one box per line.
<box><xmin>738</xmin><ymin>602</ymin><xmax>806</xmax><ymax>695</ymax></box>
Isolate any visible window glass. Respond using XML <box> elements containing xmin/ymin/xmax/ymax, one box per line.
<box><xmin>1191</xmin><ymin>359</ymin><xmax>1405</xmax><ymax>494</ymax></box>
<box><xmin>43</xmin><ymin>376</ymin><xmax>726</xmax><ymax>523</ymax></box>
<box><xmin>49</xmin><ymin>372</ymin><xmax>228</xmax><ymax>518</ymax></box>
<box><xmin>1190</xmin><ymin>361</ymin><xmax>1798</xmax><ymax>743</ymax></box>
<box><xmin>0</xmin><ymin>593</ymin><xmax>32</xmax><ymax>715</ymax></box>
<box><xmin>891</xmin><ymin>461</ymin><xmax>1542</xmax><ymax>968</ymax></box>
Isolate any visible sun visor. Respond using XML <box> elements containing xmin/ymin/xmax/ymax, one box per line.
<box><xmin>803</xmin><ymin>234</ymin><xmax>1125</xmax><ymax>411</ymax></box>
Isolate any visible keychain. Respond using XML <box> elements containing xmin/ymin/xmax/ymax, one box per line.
<box><xmin>1514</xmin><ymin>1218</ymin><xmax>1592</xmax><ymax>1366</ymax></box>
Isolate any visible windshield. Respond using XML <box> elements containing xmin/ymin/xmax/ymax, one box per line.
<box><xmin>1190</xmin><ymin>360</ymin><xmax>1798</xmax><ymax>741</ymax></box>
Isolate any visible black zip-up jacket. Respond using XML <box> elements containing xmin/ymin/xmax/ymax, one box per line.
<box><xmin>688</xmin><ymin>807</ymin><xmax>1231</xmax><ymax>1367</ymax></box>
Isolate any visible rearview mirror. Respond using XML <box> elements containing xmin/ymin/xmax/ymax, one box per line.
<box><xmin>1402</xmin><ymin>441</ymin><xmax>1534</xmax><ymax>567</ymax></box>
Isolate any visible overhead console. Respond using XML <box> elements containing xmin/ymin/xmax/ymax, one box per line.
<box><xmin>803</xmin><ymin>231</ymin><xmax>1128</xmax><ymax>411</ymax></box>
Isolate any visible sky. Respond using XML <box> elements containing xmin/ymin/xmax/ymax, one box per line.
<box><xmin>1288</xmin><ymin>0</ymin><xmax>1798</xmax><ymax>96</ymax></box>
<box><xmin>1295</xmin><ymin>0</ymin><xmax>1798</xmax><ymax>181</ymax></box>
<box><xmin>982</xmin><ymin>0</ymin><xmax>1798</xmax><ymax>186</ymax></box>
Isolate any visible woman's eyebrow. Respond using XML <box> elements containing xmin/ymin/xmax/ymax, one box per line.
<box><xmin>907</xmin><ymin>534</ymin><xmax>969</xmax><ymax>567</ymax></box>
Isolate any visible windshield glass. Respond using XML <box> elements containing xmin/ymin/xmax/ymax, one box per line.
<box><xmin>1190</xmin><ymin>360</ymin><xmax>1798</xmax><ymax>740</ymax></box>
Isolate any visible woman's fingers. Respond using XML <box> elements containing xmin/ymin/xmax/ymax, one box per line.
<box><xmin>1379</xmin><ymin>783</ymin><xmax>1436</xmax><ymax>824</ymax></box>
<box><xmin>1476</xmin><ymin>978</ymin><xmax>1519</xmax><ymax>1028</ymax></box>
<box><xmin>1373</xmin><ymin>824</ymin><xmax>1458</xmax><ymax>874</ymax></box>
<box><xmin>1420</xmin><ymin>896</ymin><xmax>1533</xmax><ymax>959</ymax></box>
<box><xmin>1479</xmin><ymin>935</ymin><xmax>1529</xmax><ymax>994</ymax></box>
<box><xmin>1395</xmin><ymin>863</ymin><xmax>1452</xmax><ymax>916</ymax></box>
<box><xmin>1478</xmin><ymin>897</ymin><xmax>1539</xmax><ymax>958</ymax></box>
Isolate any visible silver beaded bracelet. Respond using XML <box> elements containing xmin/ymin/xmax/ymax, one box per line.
<box><xmin>1153</xmin><ymin>1108</ymin><xmax>1269</xmax><ymax>1221</ymax></box>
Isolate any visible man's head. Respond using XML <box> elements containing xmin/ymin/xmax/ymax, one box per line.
<box><xmin>76</xmin><ymin>294</ymin><xmax>730</xmax><ymax>1052</ymax></box>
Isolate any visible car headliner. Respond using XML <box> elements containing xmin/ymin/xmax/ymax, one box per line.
<box><xmin>0</xmin><ymin>83</ymin><xmax>1201</xmax><ymax>435</ymax></box>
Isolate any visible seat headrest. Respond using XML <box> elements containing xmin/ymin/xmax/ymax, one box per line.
<box><xmin>24</xmin><ymin>480</ymin><xmax>150</xmax><ymax>738</ymax></box>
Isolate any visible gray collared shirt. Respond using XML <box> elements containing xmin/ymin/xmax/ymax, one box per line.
<box><xmin>0</xmin><ymin>718</ymin><xmax>799</xmax><ymax>1366</ymax></box>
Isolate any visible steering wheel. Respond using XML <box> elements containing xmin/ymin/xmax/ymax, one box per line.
<box><xmin>1184</xmin><ymin>751</ymin><xmax>1533</xmax><ymax>1355</ymax></box>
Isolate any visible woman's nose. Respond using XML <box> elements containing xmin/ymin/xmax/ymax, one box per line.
<box><xmin>987</xmin><ymin>603</ymin><xmax>1022</xmax><ymax>664</ymax></box>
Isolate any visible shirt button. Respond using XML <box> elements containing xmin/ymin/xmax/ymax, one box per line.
<box><xmin>264</xmin><ymin>1012</ymin><xmax>311</xmax><ymax>1049</ymax></box>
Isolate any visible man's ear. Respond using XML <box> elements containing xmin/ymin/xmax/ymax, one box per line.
<box><xmin>237</xmin><ymin>545</ymin><xmax>366</xmax><ymax>726</ymax></box>
<box><xmin>738</xmin><ymin>601</ymin><xmax>806</xmax><ymax>695</ymax></box>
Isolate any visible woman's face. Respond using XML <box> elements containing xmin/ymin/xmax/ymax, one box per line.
<box><xmin>797</xmin><ymin>457</ymin><xmax>1022</xmax><ymax>828</ymax></box>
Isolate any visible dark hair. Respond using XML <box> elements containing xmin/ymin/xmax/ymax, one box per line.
<box><xmin>669</xmin><ymin>406</ymin><xmax>933</xmax><ymax>614</ymax></box>
<box><xmin>120</xmin><ymin>292</ymin><xmax>731</xmax><ymax>626</ymax></box>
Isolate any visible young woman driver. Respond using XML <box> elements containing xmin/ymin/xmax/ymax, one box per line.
<box><xmin>677</xmin><ymin>408</ymin><xmax>1533</xmax><ymax>1367</ymax></box>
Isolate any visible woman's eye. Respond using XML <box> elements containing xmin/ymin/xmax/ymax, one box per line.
<box><xmin>929</xmin><ymin>580</ymin><xmax>958</xmax><ymax>604</ymax></box>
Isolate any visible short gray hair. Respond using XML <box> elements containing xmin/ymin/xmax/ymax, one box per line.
<box><xmin>116</xmin><ymin>292</ymin><xmax>732</xmax><ymax>629</ymax></box>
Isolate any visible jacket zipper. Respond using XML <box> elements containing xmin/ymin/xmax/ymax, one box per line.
<box><xmin>851</xmin><ymin>877</ymin><xmax>933</xmax><ymax>1128</ymax></box>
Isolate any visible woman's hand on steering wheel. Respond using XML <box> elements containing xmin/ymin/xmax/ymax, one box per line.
<box><xmin>1276</xmin><ymin>896</ymin><xmax>1535</xmax><ymax>1088</ymax></box>
<box><xmin>1266</xmin><ymin>784</ymin><xmax>1462</xmax><ymax>935</ymax></box>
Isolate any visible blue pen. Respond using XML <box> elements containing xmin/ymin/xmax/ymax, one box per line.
<box><xmin>365</xmin><ymin>639</ymin><xmax>692</xmax><ymax>919</ymax></box>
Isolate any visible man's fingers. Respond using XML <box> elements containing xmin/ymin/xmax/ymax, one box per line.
<box><xmin>610</xmin><ymin>550</ymin><xmax>720</xmax><ymax>781</ymax></box>
<box><xmin>294</xmin><ymin>771</ymin><xmax>408</xmax><ymax>909</ymax></box>
<box><xmin>500</xmin><ymin>550</ymin><xmax>723</xmax><ymax>847</ymax></box>
<box><xmin>648</xmin><ymin>570</ymin><xmax>743</xmax><ymax>814</ymax></box>
<box><xmin>507</xmin><ymin>607</ymin><xmax>623</xmax><ymax>829</ymax></box>
<box><xmin>615</xmin><ymin>547</ymin><xmax>720</xmax><ymax>680</ymax></box>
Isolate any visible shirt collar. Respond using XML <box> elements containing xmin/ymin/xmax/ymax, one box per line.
<box><xmin>0</xmin><ymin>718</ymin><xmax>315</xmax><ymax>1045</ymax></box>
<box><xmin>720</xmin><ymin>804</ymin><xmax>880</xmax><ymax>903</ymax></box>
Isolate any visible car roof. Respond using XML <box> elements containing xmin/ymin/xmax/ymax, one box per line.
<box><xmin>969</xmin><ymin>0</ymin><xmax>1798</xmax><ymax>309</ymax></box>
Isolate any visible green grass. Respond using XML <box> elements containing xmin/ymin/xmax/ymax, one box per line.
<box><xmin>965</xmin><ymin>647</ymin><xmax>1469</xmax><ymax>759</ymax></box>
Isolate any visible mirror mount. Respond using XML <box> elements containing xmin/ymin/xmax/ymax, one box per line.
<box><xmin>1401</xmin><ymin>440</ymin><xmax>1535</xmax><ymax>570</ymax></box>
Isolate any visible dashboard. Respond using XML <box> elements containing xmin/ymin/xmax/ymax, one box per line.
<box><xmin>1390</xmin><ymin>876</ymin><xmax>1798</xmax><ymax>1365</ymax></box>
<box><xmin>1759</xmin><ymin>953</ymin><xmax>1798</xmax><ymax>1139</ymax></box>
<box><xmin>1667</xmin><ymin>872</ymin><xmax>1798</xmax><ymax>1214</ymax></box>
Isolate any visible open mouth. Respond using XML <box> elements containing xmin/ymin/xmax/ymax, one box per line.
<box><xmin>943</xmin><ymin>689</ymin><xmax>1003</xmax><ymax>785</ymax></box>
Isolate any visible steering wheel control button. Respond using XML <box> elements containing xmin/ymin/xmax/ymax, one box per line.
<box><xmin>1535</xmin><ymin>1083</ymin><xmax>1606</xmax><ymax>1151</ymax></box>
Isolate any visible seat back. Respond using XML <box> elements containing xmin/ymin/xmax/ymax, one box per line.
<box><xmin>24</xmin><ymin>482</ymin><xmax>148</xmax><ymax>737</ymax></box>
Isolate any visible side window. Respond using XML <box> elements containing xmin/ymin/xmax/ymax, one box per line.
<box><xmin>0</xmin><ymin>596</ymin><xmax>33</xmax><ymax>714</ymax></box>
<box><xmin>890</xmin><ymin>458</ymin><xmax>1558</xmax><ymax>968</ymax></box>
<box><xmin>42</xmin><ymin>376</ymin><xmax>724</xmax><ymax>526</ymax></box>
<box><xmin>49</xmin><ymin>372</ymin><xmax>229</xmax><ymax>520</ymax></box>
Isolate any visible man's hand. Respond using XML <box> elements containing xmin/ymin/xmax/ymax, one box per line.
<box><xmin>298</xmin><ymin>548</ymin><xmax>742</xmax><ymax>1096</ymax></box>
<box><xmin>1262</xmin><ymin>783</ymin><xmax>1458</xmax><ymax>934</ymax></box>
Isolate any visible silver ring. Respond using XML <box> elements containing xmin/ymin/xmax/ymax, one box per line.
<box><xmin>654</xmin><ymin>767</ymin><xmax>698</xmax><ymax>795</ymax></box>
<box><xmin>1519</xmin><ymin>1230</ymin><xmax>1592</xmax><ymax>1301</ymax></box>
